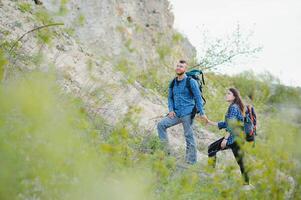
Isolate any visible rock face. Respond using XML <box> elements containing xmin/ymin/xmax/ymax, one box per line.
<box><xmin>42</xmin><ymin>0</ymin><xmax>195</xmax><ymax>70</ymax></box>
<box><xmin>1</xmin><ymin>0</ymin><xmax>228</xmax><ymax>162</ymax></box>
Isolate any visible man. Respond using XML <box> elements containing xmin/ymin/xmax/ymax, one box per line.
<box><xmin>157</xmin><ymin>60</ymin><xmax>208</xmax><ymax>164</ymax></box>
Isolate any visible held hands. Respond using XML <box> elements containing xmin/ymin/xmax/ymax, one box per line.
<box><xmin>196</xmin><ymin>114</ymin><xmax>209</xmax><ymax>124</ymax></box>
<box><xmin>168</xmin><ymin>112</ymin><xmax>217</xmax><ymax>128</ymax></box>
<box><xmin>195</xmin><ymin>114</ymin><xmax>219</xmax><ymax>128</ymax></box>
<box><xmin>195</xmin><ymin>113</ymin><xmax>228</xmax><ymax>149</ymax></box>
<box><xmin>207</xmin><ymin>120</ymin><xmax>217</xmax><ymax>127</ymax></box>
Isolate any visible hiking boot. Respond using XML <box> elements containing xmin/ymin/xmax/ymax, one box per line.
<box><xmin>34</xmin><ymin>0</ymin><xmax>43</xmax><ymax>5</ymax></box>
<box><xmin>242</xmin><ymin>183</ymin><xmax>255</xmax><ymax>191</ymax></box>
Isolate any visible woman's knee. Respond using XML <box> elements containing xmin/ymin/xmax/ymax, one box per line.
<box><xmin>208</xmin><ymin>146</ymin><xmax>215</xmax><ymax>156</ymax></box>
<box><xmin>207</xmin><ymin>145</ymin><xmax>211</xmax><ymax>154</ymax></box>
<box><xmin>208</xmin><ymin>142</ymin><xmax>215</xmax><ymax>152</ymax></box>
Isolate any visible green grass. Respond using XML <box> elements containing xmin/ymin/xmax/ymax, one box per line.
<box><xmin>125</xmin><ymin>39</ymin><xmax>135</xmax><ymax>53</ymax></box>
<box><xmin>58</xmin><ymin>2</ymin><xmax>69</xmax><ymax>16</ymax></box>
<box><xmin>115</xmin><ymin>58</ymin><xmax>138</xmax><ymax>84</ymax></box>
<box><xmin>75</xmin><ymin>14</ymin><xmax>85</xmax><ymax>26</ymax></box>
<box><xmin>36</xmin><ymin>29</ymin><xmax>52</xmax><ymax>44</ymax></box>
<box><xmin>18</xmin><ymin>2</ymin><xmax>32</xmax><ymax>13</ymax></box>
<box><xmin>172</xmin><ymin>32</ymin><xmax>184</xmax><ymax>44</ymax></box>
<box><xmin>1</xmin><ymin>4</ymin><xmax>301</xmax><ymax>196</ymax></box>
<box><xmin>0</xmin><ymin>49</ymin><xmax>8</xmax><ymax>80</ymax></box>
<box><xmin>0</xmin><ymin>69</ymin><xmax>300</xmax><ymax>199</ymax></box>
<box><xmin>136</xmin><ymin>66</ymin><xmax>171</xmax><ymax>96</ymax></box>
<box><xmin>34</xmin><ymin>9</ymin><xmax>54</xmax><ymax>24</ymax></box>
<box><xmin>157</xmin><ymin>45</ymin><xmax>172</xmax><ymax>60</ymax></box>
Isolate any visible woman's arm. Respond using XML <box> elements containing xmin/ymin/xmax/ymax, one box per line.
<box><xmin>207</xmin><ymin>120</ymin><xmax>218</xmax><ymax>126</ymax></box>
<box><xmin>208</xmin><ymin>120</ymin><xmax>227</xmax><ymax>129</ymax></box>
<box><xmin>207</xmin><ymin>120</ymin><xmax>229</xmax><ymax>130</ymax></box>
<box><xmin>208</xmin><ymin>105</ymin><xmax>239</xmax><ymax>129</ymax></box>
<box><xmin>218</xmin><ymin>105</ymin><xmax>241</xmax><ymax>129</ymax></box>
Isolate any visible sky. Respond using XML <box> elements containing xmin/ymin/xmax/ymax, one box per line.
<box><xmin>169</xmin><ymin>0</ymin><xmax>301</xmax><ymax>87</ymax></box>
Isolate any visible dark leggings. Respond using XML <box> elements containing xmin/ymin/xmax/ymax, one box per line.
<box><xmin>208</xmin><ymin>137</ymin><xmax>249</xmax><ymax>184</ymax></box>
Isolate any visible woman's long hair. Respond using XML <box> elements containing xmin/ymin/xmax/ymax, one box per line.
<box><xmin>229</xmin><ymin>88</ymin><xmax>245</xmax><ymax>114</ymax></box>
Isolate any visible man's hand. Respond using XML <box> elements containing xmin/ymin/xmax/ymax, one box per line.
<box><xmin>200</xmin><ymin>114</ymin><xmax>209</xmax><ymax>123</ymax></box>
<box><xmin>196</xmin><ymin>114</ymin><xmax>209</xmax><ymax>124</ymax></box>
<box><xmin>168</xmin><ymin>111</ymin><xmax>176</xmax><ymax>119</ymax></box>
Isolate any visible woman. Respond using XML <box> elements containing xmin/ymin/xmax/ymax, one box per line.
<box><xmin>207</xmin><ymin>88</ymin><xmax>250</xmax><ymax>185</ymax></box>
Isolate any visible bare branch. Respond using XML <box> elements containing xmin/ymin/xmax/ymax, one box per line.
<box><xmin>203</xmin><ymin>48</ymin><xmax>262</xmax><ymax>70</ymax></box>
<box><xmin>195</xmin><ymin>24</ymin><xmax>262</xmax><ymax>71</ymax></box>
<box><xmin>9</xmin><ymin>23</ymin><xmax>64</xmax><ymax>53</ymax></box>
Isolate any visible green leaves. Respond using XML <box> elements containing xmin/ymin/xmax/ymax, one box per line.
<box><xmin>0</xmin><ymin>49</ymin><xmax>8</xmax><ymax>81</ymax></box>
<box><xmin>157</xmin><ymin>45</ymin><xmax>172</xmax><ymax>61</ymax></box>
<box><xmin>34</xmin><ymin>10</ymin><xmax>54</xmax><ymax>24</ymax></box>
<box><xmin>18</xmin><ymin>2</ymin><xmax>32</xmax><ymax>13</ymax></box>
<box><xmin>1</xmin><ymin>68</ymin><xmax>300</xmax><ymax>199</ymax></box>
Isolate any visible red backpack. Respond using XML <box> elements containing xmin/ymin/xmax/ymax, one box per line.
<box><xmin>244</xmin><ymin>105</ymin><xmax>257</xmax><ymax>142</ymax></box>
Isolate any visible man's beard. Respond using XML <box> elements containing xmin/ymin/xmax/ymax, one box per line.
<box><xmin>176</xmin><ymin>71</ymin><xmax>185</xmax><ymax>76</ymax></box>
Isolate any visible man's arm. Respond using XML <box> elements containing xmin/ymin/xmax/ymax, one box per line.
<box><xmin>168</xmin><ymin>82</ymin><xmax>174</xmax><ymax>112</ymax></box>
<box><xmin>189</xmin><ymin>79</ymin><xmax>205</xmax><ymax>115</ymax></box>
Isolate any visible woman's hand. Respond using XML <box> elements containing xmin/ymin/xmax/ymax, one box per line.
<box><xmin>221</xmin><ymin>139</ymin><xmax>227</xmax><ymax>149</ymax></box>
<box><xmin>207</xmin><ymin>120</ymin><xmax>218</xmax><ymax>127</ymax></box>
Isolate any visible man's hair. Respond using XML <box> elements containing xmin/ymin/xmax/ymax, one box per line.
<box><xmin>179</xmin><ymin>60</ymin><xmax>187</xmax><ymax>64</ymax></box>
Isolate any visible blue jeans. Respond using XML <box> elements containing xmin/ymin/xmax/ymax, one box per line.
<box><xmin>157</xmin><ymin>114</ymin><xmax>197</xmax><ymax>164</ymax></box>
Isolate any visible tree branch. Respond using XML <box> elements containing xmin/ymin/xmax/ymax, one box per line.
<box><xmin>9</xmin><ymin>23</ymin><xmax>64</xmax><ymax>53</ymax></box>
<box><xmin>204</xmin><ymin>49</ymin><xmax>260</xmax><ymax>70</ymax></box>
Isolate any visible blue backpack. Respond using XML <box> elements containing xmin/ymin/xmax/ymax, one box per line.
<box><xmin>244</xmin><ymin>105</ymin><xmax>257</xmax><ymax>142</ymax></box>
<box><xmin>169</xmin><ymin>69</ymin><xmax>206</xmax><ymax>120</ymax></box>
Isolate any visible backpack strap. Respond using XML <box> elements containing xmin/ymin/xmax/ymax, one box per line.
<box><xmin>200</xmin><ymin>71</ymin><xmax>205</xmax><ymax>85</ymax></box>
<box><xmin>251</xmin><ymin>106</ymin><xmax>257</xmax><ymax>135</ymax></box>
<box><xmin>169</xmin><ymin>78</ymin><xmax>176</xmax><ymax>89</ymax></box>
<box><xmin>247</xmin><ymin>105</ymin><xmax>253</xmax><ymax>121</ymax></box>
<box><xmin>186</xmin><ymin>77</ymin><xmax>206</xmax><ymax>105</ymax></box>
<box><xmin>251</xmin><ymin>106</ymin><xmax>257</xmax><ymax>125</ymax></box>
<box><xmin>246</xmin><ymin>105</ymin><xmax>257</xmax><ymax>137</ymax></box>
<box><xmin>186</xmin><ymin>77</ymin><xmax>192</xmax><ymax>95</ymax></box>
<box><xmin>170</xmin><ymin>76</ymin><xmax>206</xmax><ymax>105</ymax></box>
<box><xmin>247</xmin><ymin>105</ymin><xmax>255</xmax><ymax>125</ymax></box>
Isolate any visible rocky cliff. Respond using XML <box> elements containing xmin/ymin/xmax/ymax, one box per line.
<box><xmin>0</xmin><ymin>0</ymin><xmax>217</xmax><ymax>160</ymax></box>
